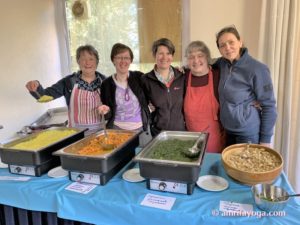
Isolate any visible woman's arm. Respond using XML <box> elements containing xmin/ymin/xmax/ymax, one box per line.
<box><xmin>253</xmin><ymin>66</ymin><xmax>277</xmax><ymax>144</ymax></box>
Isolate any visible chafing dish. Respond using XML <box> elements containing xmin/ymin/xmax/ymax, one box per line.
<box><xmin>0</xmin><ymin>127</ymin><xmax>86</xmax><ymax>176</ymax></box>
<box><xmin>17</xmin><ymin>107</ymin><xmax>68</xmax><ymax>136</ymax></box>
<box><xmin>134</xmin><ymin>131</ymin><xmax>208</xmax><ymax>194</ymax></box>
<box><xmin>53</xmin><ymin>129</ymin><xmax>140</xmax><ymax>185</ymax></box>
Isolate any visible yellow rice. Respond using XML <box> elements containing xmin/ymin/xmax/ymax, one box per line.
<box><xmin>37</xmin><ymin>95</ymin><xmax>54</xmax><ymax>103</ymax></box>
<box><xmin>10</xmin><ymin>129</ymin><xmax>77</xmax><ymax>151</ymax></box>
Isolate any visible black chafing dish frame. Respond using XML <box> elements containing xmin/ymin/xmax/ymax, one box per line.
<box><xmin>0</xmin><ymin>127</ymin><xmax>86</xmax><ymax>166</ymax></box>
<box><xmin>134</xmin><ymin>131</ymin><xmax>208</xmax><ymax>194</ymax></box>
<box><xmin>53</xmin><ymin>129</ymin><xmax>140</xmax><ymax>174</ymax></box>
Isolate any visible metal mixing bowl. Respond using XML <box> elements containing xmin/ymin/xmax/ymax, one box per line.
<box><xmin>251</xmin><ymin>184</ymin><xmax>289</xmax><ymax>211</ymax></box>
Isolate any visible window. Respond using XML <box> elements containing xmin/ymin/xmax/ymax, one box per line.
<box><xmin>65</xmin><ymin>0</ymin><xmax>182</xmax><ymax>76</ymax></box>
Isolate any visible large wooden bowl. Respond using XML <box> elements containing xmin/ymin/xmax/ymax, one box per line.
<box><xmin>221</xmin><ymin>144</ymin><xmax>283</xmax><ymax>185</ymax></box>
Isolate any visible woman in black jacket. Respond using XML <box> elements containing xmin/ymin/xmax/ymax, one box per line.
<box><xmin>98</xmin><ymin>43</ymin><xmax>150</xmax><ymax>132</ymax></box>
<box><xmin>142</xmin><ymin>38</ymin><xmax>186</xmax><ymax>136</ymax></box>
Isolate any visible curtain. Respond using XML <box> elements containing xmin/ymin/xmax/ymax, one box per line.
<box><xmin>258</xmin><ymin>0</ymin><xmax>300</xmax><ymax>192</ymax></box>
<box><xmin>137</xmin><ymin>0</ymin><xmax>182</xmax><ymax>63</ymax></box>
<box><xmin>53</xmin><ymin>0</ymin><xmax>72</xmax><ymax>76</ymax></box>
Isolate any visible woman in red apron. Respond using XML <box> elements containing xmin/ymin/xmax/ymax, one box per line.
<box><xmin>184</xmin><ymin>41</ymin><xmax>225</xmax><ymax>153</ymax></box>
<box><xmin>26</xmin><ymin>45</ymin><xmax>106</xmax><ymax>135</ymax></box>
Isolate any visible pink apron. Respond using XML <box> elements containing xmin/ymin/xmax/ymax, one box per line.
<box><xmin>68</xmin><ymin>84</ymin><xmax>101</xmax><ymax>134</ymax></box>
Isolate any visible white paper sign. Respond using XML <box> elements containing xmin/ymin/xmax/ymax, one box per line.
<box><xmin>0</xmin><ymin>176</ymin><xmax>31</xmax><ymax>181</ymax></box>
<box><xmin>219</xmin><ymin>200</ymin><xmax>253</xmax><ymax>213</ymax></box>
<box><xmin>140</xmin><ymin>193</ymin><xmax>176</xmax><ymax>211</ymax></box>
<box><xmin>65</xmin><ymin>182</ymin><xmax>97</xmax><ymax>194</ymax></box>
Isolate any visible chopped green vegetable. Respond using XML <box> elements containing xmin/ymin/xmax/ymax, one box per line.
<box><xmin>147</xmin><ymin>139</ymin><xmax>198</xmax><ymax>162</ymax></box>
<box><xmin>260</xmin><ymin>195</ymin><xmax>279</xmax><ymax>202</ymax></box>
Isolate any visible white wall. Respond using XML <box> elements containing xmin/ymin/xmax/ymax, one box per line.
<box><xmin>0</xmin><ymin>0</ymin><xmax>262</xmax><ymax>142</ymax></box>
<box><xmin>186</xmin><ymin>0</ymin><xmax>262</xmax><ymax>60</ymax></box>
<box><xmin>0</xmin><ymin>0</ymin><xmax>65</xmax><ymax>142</ymax></box>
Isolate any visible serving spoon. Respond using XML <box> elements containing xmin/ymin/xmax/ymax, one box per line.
<box><xmin>33</xmin><ymin>91</ymin><xmax>53</xmax><ymax>103</ymax></box>
<box><xmin>181</xmin><ymin>127</ymin><xmax>209</xmax><ymax>158</ymax></box>
<box><xmin>182</xmin><ymin>135</ymin><xmax>203</xmax><ymax>158</ymax></box>
<box><xmin>100</xmin><ymin>114</ymin><xmax>115</xmax><ymax>150</ymax></box>
<box><xmin>272</xmin><ymin>193</ymin><xmax>300</xmax><ymax>201</ymax></box>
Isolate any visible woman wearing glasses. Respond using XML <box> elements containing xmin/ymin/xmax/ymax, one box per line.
<box><xmin>184</xmin><ymin>41</ymin><xmax>225</xmax><ymax>153</ymax></box>
<box><xmin>98</xmin><ymin>43</ymin><xmax>150</xmax><ymax>132</ymax></box>
<box><xmin>215</xmin><ymin>26</ymin><xmax>277</xmax><ymax>147</ymax></box>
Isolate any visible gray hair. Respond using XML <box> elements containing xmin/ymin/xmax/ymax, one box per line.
<box><xmin>76</xmin><ymin>45</ymin><xmax>99</xmax><ymax>65</ymax></box>
<box><xmin>185</xmin><ymin>41</ymin><xmax>212</xmax><ymax>64</ymax></box>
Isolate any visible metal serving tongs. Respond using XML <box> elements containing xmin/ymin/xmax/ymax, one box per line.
<box><xmin>28</xmin><ymin>120</ymin><xmax>68</xmax><ymax>130</ymax></box>
<box><xmin>100</xmin><ymin>114</ymin><xmax>115</xmax><ymax>150</ymax></box>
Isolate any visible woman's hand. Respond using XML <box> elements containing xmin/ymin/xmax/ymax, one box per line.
<box><xmin>252</xmin><ymin>101</ymin><xmax>262</xmax><ymax>111</ymax></box>
<box><xmin>175</xmin><ymin>66</ymin><xmax>186</xmax><ymax>73</ymax></box>
<box><xmin>25</xmin><ymin>80</ymin><xmax>39</xmax><ymax>92</ymax></box>
<box><xmin>98</xmin><ymin>105</ymin><xmax>110</xmax><ymax>115</ymax></box>
<box><xmin>260</xmin><ymin>143</ymin><xmax>271</xmax><ymax>148</ymax></box>
<box><xmin>148</xmin><ymin>102</ymin><xmax>156</xmax><ymax>113</ymax></box>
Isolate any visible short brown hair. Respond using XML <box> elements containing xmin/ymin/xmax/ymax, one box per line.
<box><xmin>216</xmin><ymin>25</ymin><xmax>241</xmax><ymax>48</ymax></box>
<box><xmin>110</xmin><ymin>43</ymin><xmax>133</xmax><ymax>62</ymax></box>
<box><xmin>151</xmin><ymin>38</ymin><xmax>175</xmax><ymax>57</ymax></box>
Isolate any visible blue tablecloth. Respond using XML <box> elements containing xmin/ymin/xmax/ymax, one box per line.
<box><xmin>0</xmin><ymin>169</ymin><xmax>66</xmax><ymax>212</ymax></box>
<box><xmin>0</xmin><ymin>153</ymin><xmax>299</xmax><ymax>225</ymax></box>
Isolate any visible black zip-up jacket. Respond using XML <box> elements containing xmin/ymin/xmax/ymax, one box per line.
<box><xmin>100</xmin><ymin>71</ymin><xmax>150</xmax><ymax>131</ymax></box>
<box><xmin>142</xmin><ymin>66</ymin><xmax>186</xmax><ymax>136</ymax></box>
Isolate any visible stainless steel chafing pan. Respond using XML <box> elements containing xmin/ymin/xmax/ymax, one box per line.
<box><xmin>134</xmin><ymin>131</ymin><xmax>208</xmax><ymax>183</ymax></box>
<box><xmin>0</xmin><ymin>127</ymin><xmax>86</xmax><ymax>165</ymax></box>
<box><xmin>53</xmin><ymin>129</ymin><xmax>140</xmax><ymax>173</ymax></box>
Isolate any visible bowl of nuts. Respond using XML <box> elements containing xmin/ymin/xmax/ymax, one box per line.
<box><xmin>221</xmin><ymin>143</ymin><xmax>283</xmax><ymax>185</ymax></box>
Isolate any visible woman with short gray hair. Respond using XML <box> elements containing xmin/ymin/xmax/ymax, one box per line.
<box><xmin>183</xmin><ymin>41</ymin><xmax>225</xmax><ymax>153</ymax></box>
<box><xmin>26</xmin><ymin>44</ymin><xmax>106</xmax><ymax>134</ymax></box>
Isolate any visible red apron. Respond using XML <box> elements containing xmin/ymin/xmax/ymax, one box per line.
<box><xmin>68</xmin><ymin>84</ymin><xmax>101</xmax><ymax>134</ymax></box>
<box><xmin>184</xmin><ymin>70</ymin><xmax>224</xmax><ymax>153</ymax></box>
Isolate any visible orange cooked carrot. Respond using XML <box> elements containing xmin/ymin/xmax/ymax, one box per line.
<box><xmin>77</xmin><ymin>133</ymin><xmax>133</xmax><ymax>156</ymax></box>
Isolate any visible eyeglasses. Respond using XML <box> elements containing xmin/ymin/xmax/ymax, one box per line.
<box><xmin>187</xmin><ymin>54</ymin><xmax>206</xmax><ymax>61</ymax></box>
<box><xmin>114</xmin><ymin>56</ymin><xmax>131</xmax><ymax>62</ymax></box>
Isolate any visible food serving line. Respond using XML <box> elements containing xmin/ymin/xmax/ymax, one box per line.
<box><xmin>0</xmin><ymin>153</ymin><xmax>299</xmax><ymax>225</ymax></box>
<box><xmin>0</xmin><ymin>107</ymin><xmax>299</xmax><ymax>224</ymax></box>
